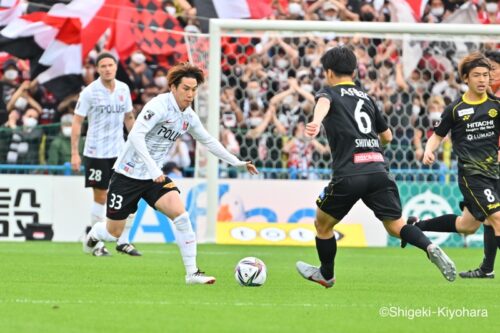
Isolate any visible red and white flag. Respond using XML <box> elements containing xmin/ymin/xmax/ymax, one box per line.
<box><xmin>0</xmin><ymin>0</ymin><xmax>26</xmax><ymax>27</ymax></box>
<box><xmin>0</xmin><ymin>0</ymin><xmax>121</xmax><ymax>99</ymax></box>
<box><xmin>193</xmin><ymin>0</ymin><xmax>273</xmax><ymax>32</ymax></box>
<box><xmin>404</xmin><ymin>0</ymin><xmax>428</xmax><ymax>21</ymax></box>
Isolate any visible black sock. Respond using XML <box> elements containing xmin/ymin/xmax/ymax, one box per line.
<box><xmin>415</xmin><ymin>214</ymin><xmax>458</xmax><ymax>233</ymax></box>
<box><xmin>496</xmin><ymin>236</ymin><xmax>500</xmax><ymax>251</ymax></box>
<box><xmin>400</xmin><ymin>224</ymin><xmax>432</xmax><ymax>252</ymax></box>
<box><xmin>480</xmin><ymin>225</ymin><xmax>497</xmax><ymax>273</ymax></box>
<box><xmin>316</xmin><ymin>236</ymin><xmax>336</xmax><ymax>280</ymax></box>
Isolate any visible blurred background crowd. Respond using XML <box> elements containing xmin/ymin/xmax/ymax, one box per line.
<box><xmin>0</xmin><ymin>0</ymin><xmax>498</xmax><ymax>180</ymax></box>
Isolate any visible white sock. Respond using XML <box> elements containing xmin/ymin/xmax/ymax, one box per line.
<box><xmin>91</xmin><ymin>221</ymin><xmax>117</xmax><ymax>242</ymax></box>
<box><xmin>91</xmin><ymin>202</ymin><xmax>106</xmax><ymax>226</ymax></box>
<box><xmin>172</xmin><ymin>212</ymin><xmax>197</xmax><ymax>275</ymax></box>
<box><xmin>117</xmin><ymin>214</ymin><xmax>135</xmax><ymax>245</ymax></box>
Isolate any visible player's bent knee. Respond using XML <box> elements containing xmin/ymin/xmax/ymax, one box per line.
<box><xmin>456</xmin><ymin>218</ymin><xmax>480</xmax><ymax>235</ymax></box>
<box><xmin>461</xmin><ymin>226</ymin><xmax>480</xmax><ymax>235</ymax></box>
<box><xmin>383</xmin><ymin>218</ymin><xmax>404</xmax><ymax>238</ymax></box>
<box><xmin>314</xmin><ymin>219</ymin><xmax>333</xmax><ymax>236</ymax></box>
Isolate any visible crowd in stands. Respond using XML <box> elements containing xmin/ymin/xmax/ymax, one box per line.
<box><xmin>0</xmin><ymin>0</ymin><xmax>498</xmax><ymax>180</ymax></box>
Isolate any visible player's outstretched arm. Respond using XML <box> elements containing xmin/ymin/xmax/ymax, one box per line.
<box><xmin>423</xmin><ymin>133</ymin><xmax>444</xmax><ymax>165</ymax></box>
<box><xmin>188</xmin><ymin>114</ymin><xmax>257</xmax><ymax>174</ymax></box>
<box><xmin>306</xmin><ymin>97</ymin><xmax>330</xmax><ymax>138</ymax></box>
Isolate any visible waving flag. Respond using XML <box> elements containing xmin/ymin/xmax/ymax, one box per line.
<box><xmin>107</xmin><ymin>0</ymin><xmax>188</xmax><ymax>69</ymax></box>
<box><xmin>194</xmin><ymin>0</ymin><xmax>273</xmax><ymax>32</ymax></box>
<box><xmin>0</xmin><ymin>0</ymin><xmax>27</xmax><ymax>27</ymax></box>
<box><xmin>0</xmin><ymin>0</ymin><xmax>122</xmax><ymax>99</ymax></box>
<box><xmin>404</xmin><ymin>0</ymin><xmax>428</xmax><ymax>21</ymax></box>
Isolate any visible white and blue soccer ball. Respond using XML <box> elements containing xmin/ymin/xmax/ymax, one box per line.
<box><xmin>234</xmin><ymin>257</ymin><xmax>267</xmax><ymax>287</ymax></box>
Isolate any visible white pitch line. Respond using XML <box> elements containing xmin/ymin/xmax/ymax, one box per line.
<box><xmin>0</xmin><ymin>298</ymin><xmax>342</xmax><ymax>308</ymax></box>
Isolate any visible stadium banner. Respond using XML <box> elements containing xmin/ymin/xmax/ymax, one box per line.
<box><xmin>387</xmin><ymin>181</ymin><xmax>477</xmax><ymax>248</ymax></box>
<box><xmin>0</xmin><ymin>175</ymin><xmax>481</xmax><ymax>247</ymax></box>
<box><xmin>216</xmin><ymin>222</ymin><xmax>366</xmax><ymax>247</ymax></box>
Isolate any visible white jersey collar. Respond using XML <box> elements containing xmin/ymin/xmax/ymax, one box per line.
<box><xmin>98</xmin><ymin>77</ymin><xmax>116</xmax><ymax>93</ymax></box>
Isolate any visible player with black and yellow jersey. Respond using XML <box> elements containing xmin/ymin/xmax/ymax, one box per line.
<box><xmin>408</xmin><ymin>52</ymin><xmax>500</xmax><ymax>278</ymax></box>
<box><xmin>295</xmin><ymin>47</ymin><xmax>456</xmax><ymax>288</ymax></box>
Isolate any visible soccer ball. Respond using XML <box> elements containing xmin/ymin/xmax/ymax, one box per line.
<box><xmin>234</xmin><ymin>257</ymin><xmax>267</xmax><ymax>287</ymax></box>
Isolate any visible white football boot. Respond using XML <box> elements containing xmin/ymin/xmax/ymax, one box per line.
<box><xmin>427</xmin><ymin>244</ymin><xmax>456</xmax><ymax>282</ymax></box>
<box><xmin>185</xmin><ymin>269</ymin><xmax>216</xmax><ymax>285</ymax></box>
<box><xmin>296</xmin><ymin>261</ymin><xmax>335</xmax><ymax>288</ymax></box>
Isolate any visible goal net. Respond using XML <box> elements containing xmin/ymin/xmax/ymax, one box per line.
<box><xmin>195</xmin><ymin>20</ymin><xmax>499</xmax><ymax>245</ymax></box>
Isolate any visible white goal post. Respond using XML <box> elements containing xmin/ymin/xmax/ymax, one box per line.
<box><xmin>203</xmin><ymin>20</ymin><xmax>500</xmax><ymax>242</ymax></box>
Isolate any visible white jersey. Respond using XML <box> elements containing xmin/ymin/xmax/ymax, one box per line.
<box><xmin>114</xmin><ymin>92</ymin><xmax>246</xmax><ymax>180</ymax></box>
<box><xmin>75</xmin><ymin>78</ymin><xmax>133</xmax><ymax>158</ymax></box>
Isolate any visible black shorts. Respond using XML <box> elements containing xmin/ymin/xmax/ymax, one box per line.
<box><xmin>84</xmin><ymin>157</ymin><xmax>117</xmax><ymax>189</ymax></box>
<box><xmin>458</xmin><ymin>174</ymin><xmax>500</xmax><ymax>221</ymax></box>
<box><xmin>106</xmin><ymin>173</ymin><xmax>180</xmax><ymax>220</ymax></box>
<box><xmin>316</xmin><ymin>172</ymin><xmax>402</xmax><ymax>221</ymax></box>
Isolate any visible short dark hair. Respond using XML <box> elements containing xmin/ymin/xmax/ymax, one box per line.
<box><xmin>96</xmin><ymin>52</ymin><xmax>117</xmax><ymax>66</ymax></box>
<box><xmin>167</xmin><ymin>62</ymin><xmax>204</xmax><ymax>88</ymax></box>
<box><xmin>320</xmin><ymin>46</ymin><xmax>357</xmax><ymax>76</ymax></box>
<box><xmin>485</xmin><ymin>50</ymin><xmax>500</xmax><ymax>65</ymax></box>
<box><xmin>458</xmin><ymin>51</ymin><xmax>491</xmax><ymax>80</ymax></box>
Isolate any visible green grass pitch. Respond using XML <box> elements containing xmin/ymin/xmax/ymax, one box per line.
<box><xmin>0</xmin><ymin>243</ymin><xmax>498</xmax><ymax>333</ymax></box>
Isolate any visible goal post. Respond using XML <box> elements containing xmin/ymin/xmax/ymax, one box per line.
<box><xmin>203</xmin><ymin>19</ymin><xmax>500</xmax><ymax>243</ymax></box>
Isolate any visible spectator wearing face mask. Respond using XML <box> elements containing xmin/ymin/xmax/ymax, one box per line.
<box><xmin>322</xmin><ymin>2</ymin><xmax>340</xmax><ymax>21</ymax></box>
<box><xmin>153</xmin><ymin>67</ymin><xmax>169</xmax><ymax>93</ymax></box>
<box><xmin>282</xmin><ymin>121</ymin><xmax>329</xmax><ymax>180</ymax></box>
<box><xmin>431</xmin><ymin>70</ymin><xmax>462</xmax><ymax>104</ymax></box>
<box><xmin>258</xmin><ymin>37</ymin><xmax>299</xmax><ymax>89</ymax></box>
<box><xmin>477</xmin><ymin>0</ymin><xmax>500</xmax><ymax>24</ymax></box>
<box><xmin>421</xmin><ymin>0</ymin><xmax>450</xmax><ymax>23</ymax></box>
<box><xmin>308</xmin><ymin>0</ymin><xmax>359</xmax><ymax>22</ymax></box>
<box><xmin>287</xmin><ymin>0</ymin><xmax>306</xmax><ymax>20</ymax></box>
<box><xmin>242</xmin><ymin>80</ymin><xmax>266</xmax><ymax>116</ymax></box>
<box><xmin>241</xmin><ymin>54</ymin><xmax>268</xmax><ymax>83</ymax></box>
<box><xmin>164</xmin><ymin>0</ymin><xmax>177</xmax><ymax>16</ymax></box>
<box><xmin>29</xmin><ymin>80</ymin><xmax>59</xmax><ymax>125</ymax></box>
<box><xmin>0</xmin><ymin>59</ymin><xmax>21</xmax><ymax>124</ymax></box>
<box><xmin>358</xmin><ymin>1</ymin><xmax>379</xmax><ymax>22</ymax></box>
<box><xmin>184</xmin><ymin>18</ymin><xmax>202</xmax><ymax>34</ymax></box>
<box><xmin>268</xmin><ymin>77</ymin><xmax>315</xmax><ymax>134</ymax></box>
<box><xmin>47</xmin><ymin>114</ymin><xmax>84</xmax><ymax>165</ymax></box>
<box><xmin>302</xmin><ymin>39</ymin><xmax>324</xmax><ymax>69</ymax></box>
<box><xmin>220</xmin><ymin>87</ymin><xmax>244</xmax><ymax>128</ymax></box>
<box><xmin>6</xmin><ymin>80</ymin><xmax>42</xmax><ymax>114</ymax></box>
<box><xmin>128</xmin><ymin>50</ymin><xmax>153</xmax><ymax>92</ymax></box>
<box><xmin>5</xmin><ymin>108</ymin><xmax>44</xmax><ymax>165</ymax></box>
<box><xmin>412</xmin><ymin>95</ymin><xmax>446</xmax><ymax>162</ymax></box>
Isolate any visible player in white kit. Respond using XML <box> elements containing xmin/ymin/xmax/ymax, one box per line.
<box><xmin>83</xmin><ymin>63</ymin><xmax>258</xmax><ymax>284</ymax></box>
<box><xmin>71</xmin><ymin>53</ymin><xmax>140</xmax><ymax>256</ymax></box>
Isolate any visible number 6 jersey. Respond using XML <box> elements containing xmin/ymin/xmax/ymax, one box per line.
<box><xmin>315</xmin><ymin>82</ymin><xmax>389</xmax><ymax>177</ymax></box>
